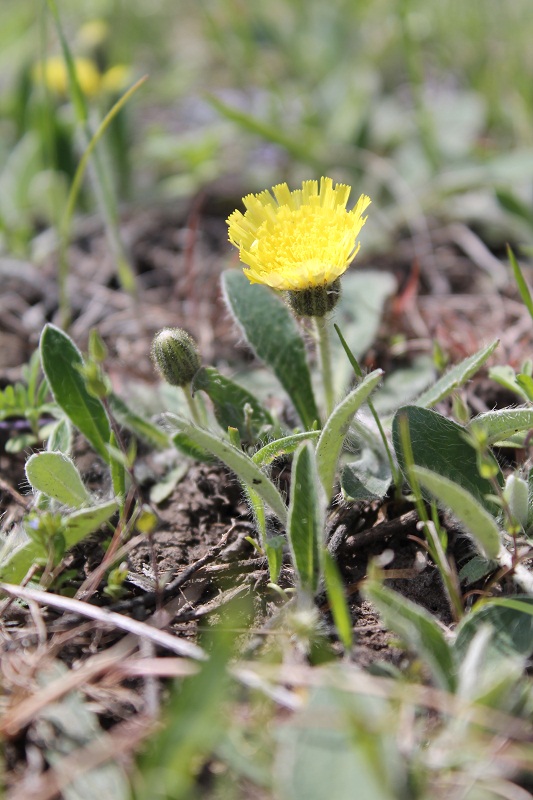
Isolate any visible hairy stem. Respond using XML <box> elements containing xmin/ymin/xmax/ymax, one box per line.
<box><xmin>315</xmin><ymin>316</ymin><xmax>335</xmax><ymax>418</ymax></box>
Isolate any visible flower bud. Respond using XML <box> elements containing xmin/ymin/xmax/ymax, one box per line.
<box><xmin>287</xmin><ymin>279</ymin><xmax>341</xmax><ymax>317</ymax></box>
<box><xmin>503</xmin><ymin>473</ymin><xmax>529</xmax><ymax>530</ymax></box>
<box><xmin>151</xmin><ymin>328</ymin><xmax>201</xmax><ymax>387</ymax></box>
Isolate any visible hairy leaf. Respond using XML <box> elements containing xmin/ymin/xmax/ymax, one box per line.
<box><xmin>40</xmin><ymin>325</ymin><xmax>111</xmax><ymax>462</ymax></box>
<box><xmin>222</xmin><ymin>270</ymin><xmax>319</xmax><ymax>429</ymax></box>
<box><xmin>287</xmin><ymin>443</ymin><xmax>324</xmax><ymax>593</ymax></box>
<box><xmin>192</xmin><ymin>366</ymin><xmax>273</xmax><ymax>441</ymax></box>
<box><xmin>415</xmin><ymin>340</ymin><xmax>499</xmax><ymax>408</ymax></box>
<box><xmin>316</xmin><ymin>369</ymin><xmax>383</xmax><ymax>500</ymax></box>
<box><xmin>25</xmin><ymin>451</ymin><xmax>90</xmax><ymax>508</ymax></box>
<box><xmin>392</xmin><ymin>405</ymin><xmax>500</xmax><ymax>509</ymax></box>
<box><xmin>412</xmin><ymin>466</ymin><xmax>500</xmax><ymax>559</ymax></box>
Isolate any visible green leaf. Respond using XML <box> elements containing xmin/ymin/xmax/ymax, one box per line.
<box><xmin>25</xmin><ymin>451</ymin><xmax>90</xmax><ymax>509</ymax></box>
<box><xmin>245</xmin><ymin>486</ymin><xmax>283</xmax><ymax>583</ymax></box>
<box><xmin>488</xmin><ymin>364</ymin><xmax>529</xmax><ymax>402</ymax></box>
<box><xmin>150</xmin><ymin>463</ymin><xmax>189</xmax><ymax>505</ymax></box>
<box><xmin>172</xmin><ymin>432</ymin><xmax>214</xmax><ymax>462</ymax></box>
<box><xmin>192</xmin><ymin>366</ymin><xmax>273</xmax><ymax>441</ymax></box>
<box><xmin>63</xmin><ymin>500</ymin><xmax>118</xmax><ymax>549</ymax></box>
<box><xmin>455</xmin><ymin>597</ymin><xmax>533</xmax><ymax>661</ymax></box>
<box><xmin>364</xmin><ymin>580</ymin><xmax>456</xmax><ymax>692</ymax></box>
<box><xmin>323</xmin><ymin>550</ymin><xmax>352</xmax><ymax>650</ymax></box>
<box><xmin>47</xmin><ymin>418</ymin><xmax>72</xmax><ymax>454</ymax></box>
<box><xmin>459</xmin><ymin>555</ymin><xmax>496</xmax><ymax>586</ymax></box>
<box><xmin>40</xmin><ymin>325</ymin><xmax>111</xmax><ymax>462</ymax></box>
<box><xmin>392</xmin><ymin>405</ymin><xmax>500</xmax><ymax>509</ymax></box>
<box><xmin>316</xmin><ymin>369</ymin><xmax>383</xmax><ymax>500</ymax></box>
<box><xmin>415</xmin><ymin>339</ymin><xmax>499</xmax><ymax>408</ymax></box>
<box><xmin>496</xmin><ymin>190</ymin><xmax>533</xmax><ymax>227</ymax></box>
<box><xmin>222</xmin><ymin>270</ymin><xmax>319</xmax><ymax>429</ymax></box>
<box><xmin>167</xmin><ymin>414</ymin><xmax>287</xmax><ymax>524</ymax></box>
<box><xmin>467</xmin><ymin>408</ymin><xmax>533</xmax><ymax>445</ymax></box>
<box><xmin>412</xmin><ymin>466</ymin><xmax>501</xmax><ymax>559</ymax></box>
<box><xmin>108</xmin><ymin>393</ymin><xmax>170</xmax><ymax>449</ymax></box>
<box><xmin>252</xmin><ymin>431</ymin><xmax>321</xmax><ymax>467</ymax></box>
<box><xmin>275</xmin><ymin>687</ymin><xmax>401</xmax><ymax>800</ymax></box>
<box><xmin>0</xmin><ymin>500</ymin><xmax>117</xmax><ymax>583</ymax></box>
<box><xmin>287</xmin><ymin>443</ymin><xmax>324</xmax><ymax>593</ymax></box>
<box><xmin>6</xmin><ymin>433</ymin><xmax>38</xmax><ymax>453</ymax></box>
<box><xmin>516</xmin><ymin>373</ymin><xmax>533</xmax><ymax>402</ymax></box>
<box><xmin>341</xmin><ymin>450</ymin><xmax>392</xmax><ymax>502</ymax></box>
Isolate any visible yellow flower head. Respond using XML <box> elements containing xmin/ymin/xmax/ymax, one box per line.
<box><xmin>226</xmin><ymin>177</ymin><xmax>371</xmax><ymax>291</ymax></box>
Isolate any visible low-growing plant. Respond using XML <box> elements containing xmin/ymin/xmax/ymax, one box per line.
<box><xmin>6</xmin><ymin>175</ymin><xmax>533</xmax><ymax>798</ymax></box>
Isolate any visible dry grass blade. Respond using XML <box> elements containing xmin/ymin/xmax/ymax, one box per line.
<box><xmin>244</xmin><ymin>662</ymin><xmax>533</xmax><ymax>742</ymax></box>
<box><xmin>7</xmin><ymin>714</ymin><xmax>154</xmax><ymax>800</ymax></box>
<box><xmin>1</xmin><ymin>638</ymin><xmax>136</xmax><ymax>738</ymax></box>
<box><xmin>0</xmin><ymin>582</ymin><xmax>206</xmax><ymax>661</ymax></box>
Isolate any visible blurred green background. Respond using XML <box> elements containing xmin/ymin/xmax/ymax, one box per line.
<box><xmin>3</xmin><ymin>0</ymin><xmax>533</xmax><ymax>256</ymax></box>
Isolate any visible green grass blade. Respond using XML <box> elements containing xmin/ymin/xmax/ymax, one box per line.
<box><xmin>323</xmin><ymin>550</ymin><xmax>353</xmax><ymax>650</ymax></box>
<box><xmin>508</xmin><ymin>244</ymin><xmax>533</xmax><ymax>322</ymax></box>
<box><xmin>207</xmin><ymin>93</ymin><xmax>318</xmax><ymax>166</ymax></box>
<box><xmin>57</xmin><ymin>74</ymin><xmax>147</xmax><ymax>325</ymax></box>
<box><xmin>60</xmin><ymin>74</ymin><xmax>148</xmax><ymax>244</ymax></box>
<box><xmin>45</xmin><ymin>0</ymin><xmax>88</xmax><ymax>121</ymax></box>
<box><xmin>245</xmin><ymin>486</ymin><xmax>283</xmax><ymax>583</ymax></box>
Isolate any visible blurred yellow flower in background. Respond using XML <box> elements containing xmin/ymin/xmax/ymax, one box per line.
<box><xmin>33</xmin><ymin>52</ymin><xmax>130</xmax><ymax>99</ymax></box>
<box><xmin>227</xmin><ymin>177</ymin><xmax>371</xmax><ymax>292</ymax></box>
<box><xmin>33</xmin><ymin>56</ymin><xmax>102</xmax><ymax>97</ymax></box>
<box><xmin>100</xmin><ymin>64</ymin><xmax>131</xmax><ymax>94</ymax></box>
<box><xmin>76</xmin><ymin>18</ymin><xmax>110</xmax><ymax>49</ymax></box>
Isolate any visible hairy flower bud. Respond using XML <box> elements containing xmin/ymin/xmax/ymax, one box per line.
<box><xmin>151</xmin><ymin>328</ymin><xmax>201</xmax><ymax>387</ymax></box>
<box><xmin>287</xmin><ymin>279</ymin><xmax>341</xmax><ymax>317</ymax></box>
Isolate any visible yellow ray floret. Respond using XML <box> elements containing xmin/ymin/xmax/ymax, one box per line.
<box><xmin>226</xmin><ymin>177</ymin><xmax>371</xmax><ymax>291</ymax></box>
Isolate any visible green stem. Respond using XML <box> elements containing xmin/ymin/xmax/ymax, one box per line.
<box><xmin>334</xmin><ymin>323</ymin><xmax>403</xmax><ymax>496</ymax></box>
<box><xmin>314</xmin><ymin>316</ymin><xmax>335</xmax><ymax>418</ymax></box>
<box><xmin>183</xmin><ymin>384</ymin><xmax>202</xmax><ymax>425</ymax></box>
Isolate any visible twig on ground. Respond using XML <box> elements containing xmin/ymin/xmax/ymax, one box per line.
<box><xmin>109</xmin><ymin>520</ymin><xmax>255</xmax><ymax>615</ymax></box>
<box><xmin>330</xmin><ymin>510</ymin><xmax>419</xmax><ymax>555</ymax></box>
